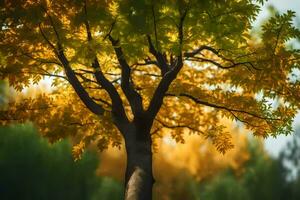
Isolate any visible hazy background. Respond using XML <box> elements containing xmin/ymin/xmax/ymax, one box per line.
<box><xmin>257</xmin><ymin>0</ymin><xmax>300</xmax><ymax>158</ymax></box>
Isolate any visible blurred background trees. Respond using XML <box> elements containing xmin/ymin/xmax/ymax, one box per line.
<box><xmin>1</xmin><ymin>122</ymin><xmax>300</xmax><ymax>200</ymax></box>
<box><xmin>190</xmin><ymin>128</ymin><xmax>300</xmax><ymax>200</ymax></box>
<box><xmin>0</xmin><ymin>124</ymin><xmax>122</xmax><ymax>200</ymax></box>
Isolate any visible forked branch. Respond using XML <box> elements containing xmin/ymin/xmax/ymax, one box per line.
<box><xmin>146</xmin><ymin>10</ymin><xmax>188</xmax><ymax>120</ymax></box>
<box><xmin>82</xmin><ymin>3</ymin><xmax>128</xmax><ymax>123</ymax></box>
<box><xmin>38</xmin><ymin>10</ymin><xmax>105</xmax><ymax>116</ymax></box>
<box><xmin>108</xmin><ymin>35</ymin><xmax>144</xmax><ymax>116</ymax></box>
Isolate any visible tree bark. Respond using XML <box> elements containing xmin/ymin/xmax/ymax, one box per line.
<box><xmin>122</xmin><ymin>124</ymin><xmax>154</xmax><ymax>200</ymax></box>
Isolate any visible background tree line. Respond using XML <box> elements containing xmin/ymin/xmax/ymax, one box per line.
<box><xmin>1</xmin><ymin>123</ymin><xmax>299</xmax><ymax>200</ymax></box>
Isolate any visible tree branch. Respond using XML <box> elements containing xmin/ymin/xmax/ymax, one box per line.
<box><xmin>186</xmin><ymin>56</ymin><xmax>256</xmax><ymax>70</ymax></box>
<box><xmin>184</xmin><ymin>45</ymin><xmax>261</xmax><ymax>71</ymax></box>
<box><xmin>38</xmin><ymin>10</ymin><xmax>105</xmax><ymax>116</ymax></box>
<box><xmin>92</xmin><ymin>97</ymin><xmax>112</xmax><ymax>107</ymax></box>
<box><xmin>81</xmin><ymin>3</ymin><xmax>128</xmax><ymax>124</ymax></box>
<box><xmin>155</xmin><ymin>118</ymin><xmax>204</xmax><ymax>134</ymax></box>
<box><xmin>38</xmin><ymin>23</ymin><xmax>56</xmax><ymax>50</ymax></box>
<box><xmin>151</xmin><ymin>4</ymin><xmax>159</xmax><ymax>49</ymax></box>
<box><xmin>184</xmin><ymin>45</ymin><xmax>220</xmax><ymax>58</ymax></box>
<box><xmin>108</xmin><ymin>35</ymin><xmax>144</xmax><ymax>117</ymax></box>
<box><xmin>146</xmin><ymin>35</ymin><xmax>169</xmax><ymax>75</ymax></box>
<box><xmin>20</xmin><ymin>51</ymin><xmax>62</xmax><ymax>66</ymax></box>
<box><xmin>75</xmin><ymin>72</ymin><xmax>98</xmax><ymax>84</ymax></box>
<box><xmin>146</xmin><ymin>11</ymin><xmax>187</xmax><ymax>119</ymax></box>
<box><xmin>16</xmin><ymin>70</ymin><xmax>67</xmax><ymax>80</ymax></box>
<box><xmin>91</xmin><ymin>58</ymin><xmax>128</xmax><ymax>122</ymax></box>
<box><xmin>165</xmin><ymin>93</ymin><xmax>280</xmax><ymax>121</ymax></box>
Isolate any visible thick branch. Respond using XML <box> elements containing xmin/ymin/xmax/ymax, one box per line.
<box><xmin>146</xmin><ymin>11</ymin><xmax>187</xmax><ymax>119</ymax></box>
<box><xmin>147</xmin><ymin>35</ymin><xmax>169</xmax><ymax>75</ymax></box>
<box><xmin>91</xmin><ymin>58</ymin><xmax>128</xmax><ymax>123</ymax></box>
<box><xmin>57</xmin><ymin>52</ymin><xmax>105</xmax><ymax>115</ymax></box>
<box><xmin>146</xmin><ymin>63</ymin><xmax>183</xmax><ymax>119</ymax></box>
<box><xmin>39</xmin><ymin>14</ymin><xmax>104</xmax><ymax>116</ymax></box>
<box><xmin>108</xmin><ymin>35</ymin><xmax>144</xmax><ymax>117</ymax></box>
<box><xmin>82</xmin><ymin>4</ymin><xmax>128</xmax><ymax>124</ymax></box>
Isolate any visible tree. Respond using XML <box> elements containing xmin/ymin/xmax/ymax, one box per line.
<box><xmin>0</xmin><ymin>0</ymin><xmax>299</xmax><ymax>199</ymax></box>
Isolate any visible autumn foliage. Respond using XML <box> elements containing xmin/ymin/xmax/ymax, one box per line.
<box><xmin>0</xmin><ymin>0</ymin><xmax>299</xmax><ymax>199</ymax></box>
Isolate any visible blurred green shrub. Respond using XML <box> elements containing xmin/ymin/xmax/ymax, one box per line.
<box><xmin>0</xmin><ymin>124</ymin><xmax>122</xmax><ymax>200</ymax></box>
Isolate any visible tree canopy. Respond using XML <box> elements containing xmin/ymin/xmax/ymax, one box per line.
<box><xmin>0</xmin><ymin>0</ymin><xmax>299</xmax><ymax>157</ymax></box>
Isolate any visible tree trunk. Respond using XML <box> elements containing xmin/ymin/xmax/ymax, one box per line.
<box><xmin>123</xmin><ymin>125</ymin><xmax>154</xmax><ymax>200</ymax></box>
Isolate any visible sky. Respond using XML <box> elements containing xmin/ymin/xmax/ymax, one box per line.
<box><xmin>256</xmin><ymin>0</ymin><xmax>300</xmax><ymax>157</ymax></box>
<box><xmin>255</xmin><ymin>0</ymin><xmax>300</xmax><ymax>22</ymax></box>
